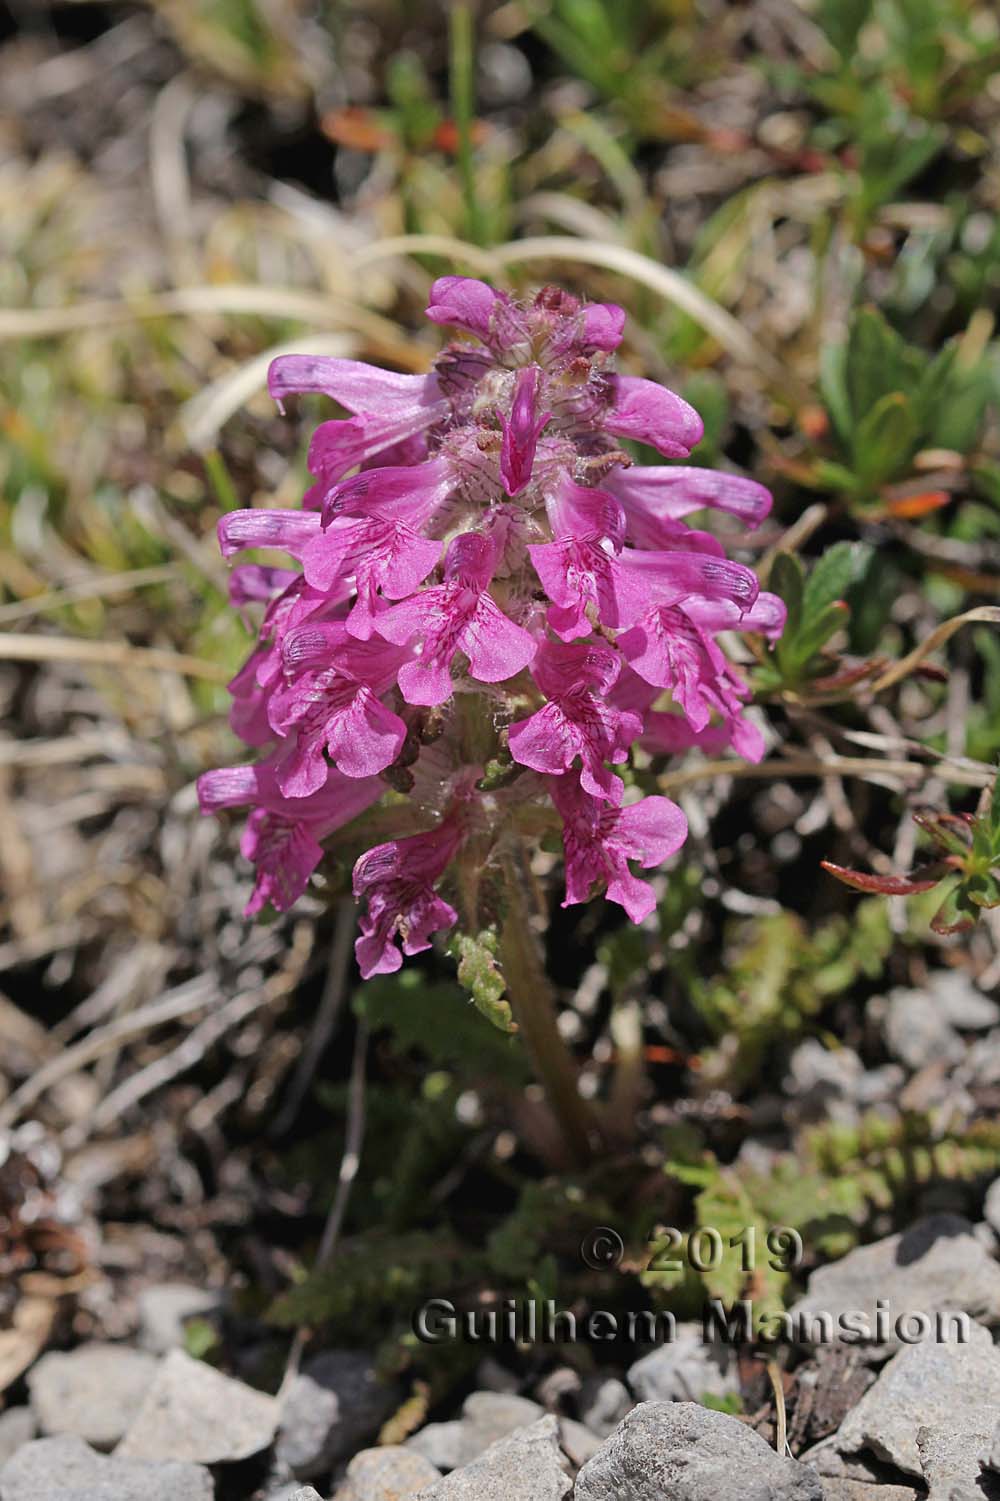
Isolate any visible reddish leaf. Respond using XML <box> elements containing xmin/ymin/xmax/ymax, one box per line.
<box><xmin>885</xmin><ymin>489</ymin><xmax>950</xmax><ymax>520</ymax></box>
<box><xmin>820</xmin><ymin>860</ymin><xmax>941</xmax><ymax>896</ymax></box>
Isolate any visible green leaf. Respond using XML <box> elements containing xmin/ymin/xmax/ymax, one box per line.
<box><xmin>852</xmin><ymin>391</ymin><xmax>920</xmax><ymax>487</ymax></box>
<box><xmin>819</xmin><ymin>343</ymin><xmax>852</xmax><ymax>449</ymax></box>
<box><xmin>803</xmin><ymin>541</ymin><xmax>868</xmax><ymax>619</ymax></box>
<box><xmin>769</xmin><ymin>552</ymin><xmax>805</xmax><ymax>638</ymax></box>
<box><xmin>846</xmin><ymin>307</ymin><xmax>907</xmax><ymax>423</ymax></box>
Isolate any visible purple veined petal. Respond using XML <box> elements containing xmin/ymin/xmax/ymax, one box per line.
<box><xmin>197</xmin><ymin>765</ymin><xmax>261</xmax><ymax>814</ymax></box>
<box><xmin>531</xmin><ymin>638</ymin><xmax>623</xmax><ymax>699</ymax></box>
<box><xmin>218</xmin><ymin>509</ymin><xmax>322</xmax><ymax>561</ymax></box>
<box><xmin>499</xmin><ymin>366</ymin><xmax>551</xmax><ymax>497</ymax></box>
<box><xmin>546</xmin><ymin>477</ymin><xmax>626</xmax><ymax>551</ymax></box>
<box><xmin>320</xmin><ymin>455</ymin><xmax>454</xmax><ymax>529</ymax></box>
<box><xmin>228</xmin><ymin>565</ymin><xmax>298</xmax><ymax>607</ymax></box>
<box><xmin>603</xmin><ymin>376</ymin><xmax>704</xmax><ymax>458</ymax></box>
<box><xmin>303</xmin><ymin>519</ymin><xmax>442</xmax><ymax>611</ymax></box>
<box><xmin>528</xmin><ymin>538</ymin><xmax>650</xmax><ymax>640</ymax></box>
<box><xmin>684</xmin><ymin>590</ymin><xmax>786</xmax><ymax>640</ymax></box>
<box><xmin>459</xmin><ymin>594</ymin><xmax>538</xmax><ymax>684</ymax></box>
<box><xmin>371</xmin><ymin>588</ymin><xmax>440</xmax><ymax>647</ymax></box>
<box><xmin>579</xmin><ymin>302</ymin><xmax>626</xmax><ymax>353</ymax></box>
<box><xmin>442</xmin><ymin>529</ymin><xmax>501</xmax><ymax>590</ymax></box>
<box><xmin>604</xmin><ymin>465</ymin><xmax>773</xmax><ymax>531</ymax></box>
<box><xmin>426</xmin><ymin>276</ymin><xmax>505</xmax><ymax>341</ymax></box>
<box><xmin>307</xmin><ymin>402</ymin><xmax>449</xmax><ymax>484</ymax></box>
<box><xmin>639</xmin><ymin>711</ymin><xmax>731</xmax><ymax>757</ymax></box>
<box><xmin>326</xmin><ymin>688</ymin><xmax>410</xmax><ymax>779</ymax></box>
<box><xmin>616</xmin><ymin>794</ymin><xmax>689</xmax><ymax>867</ymax></box>
<box><xmin>242</xmin><ymin>812</ymin><xmax>325</xmax><ymax>916</ymax></box>
<box><xmin>268</xmin><ymin>355</ymin><xmax>439</xmax><ymax>416</ymax></box>
<box><xmin>620</xmin><ymin>549</ymin><xmax>760</xmax><ymax>612</ymax></box>
<box><xmin>352</xmin><ymin>821</ymin><xmax>464</xmax><ymax>978</ymax></box>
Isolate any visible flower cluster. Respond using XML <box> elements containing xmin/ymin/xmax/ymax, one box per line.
<box><xmin>198</xmin><ymin>279</ymin><xmax>784</xmax><ymax>976</ymax></box>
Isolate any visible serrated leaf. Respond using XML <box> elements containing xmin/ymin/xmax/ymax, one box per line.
<box><xmin>450</xmin><ymin>930</ymin><xmax>517</xmax><ymax>1033</ymax></box>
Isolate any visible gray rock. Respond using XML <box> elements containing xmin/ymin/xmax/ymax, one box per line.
<box><xmin>407</xmin><ymin>1393</ymin><xmax>543</xmax><ymax>1473</ymax></box>
<box><xmin>117</xmin><ymin>1348</ymin><xmax>279</xmax><ymax>1465</ymax></box>
<box><xmin>929</xmin><ymin>971</ymin><xmax>1000</xmax><ymax>1030</ymax></box>
<box><xmin>980</xmin><ymin>1414</ymin><xmax>1000</xmax><ymax>1473</ymax></box>
<box><xmin>577</xmin><ymin>1376</ymin><xmax>633</xmax><ymax>1439</ymax></box>
<box><xmin>788</xmin><ymin>1213</ymin><xmax>1000</xmax><ymax>1350</ymax></box>
<box><xmin>819</xmin><ymin>1483</ymin><xmax>919</xmax><ymax>1501</ymax></box>
<box><xmin>0</xmin><ymin>1433</ymin><xmax>214</xmax><ymax>1501</ymax></box>
<box><xmin>917</xmin><ymin>1424</ymin><xmax>996</xmax><ymax>1500</ymax></box>
<box><xmin>573</xmin><ymin>1402</ymin><xmax>822</xmax><ymax>1501</ymax></box>
<box><xmin>627</xmin><ymin>1325</ymin><xmax>739</xmax><ymax>1403</ymax></box>
<box><xmin>557</xmin><ymin>1418</ymin><xmax>601</xmax><ymax>1469</ymax></box>
<box><xmin>412</xmin><ymin>1416</ymin><xmax>570</xmax><ymax>1500</ymax></box>
<box><xmin>834</xmin><ymin>1321</ymin><xmax>1000</xmax><ymax>1476</ymax></box>
<box><xmin>336</xmin><ymin>1445</ymin><xmax>440</xmax><ymax>1499</ymax></box>
<box><xmin>276</xmin><ymin>1351</ymin><xmax>397</xmax><ymax>1478</ymax></box>
<box><xmin>136</xmin><ymin>1284</ymin><xmax>220</xmax><ymax>1355</ymax></box>
<box><xmin>798</xmin><ymin>1437</ymin><xmax>912</xmax><ymax>1485</ymax></box>
<box><xmin>288</xmin><ymin>1491</ymin><xmax>324</xmax><ymax>1501</ymax></box>
<box><xmin>0</xmin><ymin>1409</ymin><xmax>36</xmax><ymax>1468</ymax></box>
<box><xmin>882</xmin><ymin>987</ymin><xmax>964</xmax><ymax>1071</ymax></box>
<box><xmin>406</xmin><ymin>1423</ymin><xmax>466</xmax><ymax>1473</ymax></box>
<box><xmin>984</xmin><ymin>1178</ymin><xmax>1000</xmax><ymax>1240</ymax></box>
<box><xmin>28</xmin><ymin>1344</ymin><xmax>159</xmax><ymax>1450</ymax></box>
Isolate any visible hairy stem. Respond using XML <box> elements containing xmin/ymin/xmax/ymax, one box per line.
<box><xmin>499</xmin><ymin>853</ymin><xmax>602</xmax><ymax>1165</ymax></box>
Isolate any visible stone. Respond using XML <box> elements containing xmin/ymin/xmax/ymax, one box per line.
<box><xmin>882</xmin><ymin>987</ymin><xmax>964</xmax><ymax>1071</ymax></box>
<box><xmin>833</xmin><ymin>1321</ymin><xmax>1000</xmax><ymax>1476</ymax></box>
<box><xmin>288</xmin><ymin>1491</ymin><xmax>324</xmax><ymax>1501</ymax></box>
<box><xmin>0</xmin><ymin>1409</ymin><xmax>36</xmax><ymax>1468</ymax></box>
<box><xmin>411</xmin><ymin>1416</ymin><xmax>570</xmax><ymax>1500</ymax></box>
<box><xmin>818</xmin><ymin>1483</ymin><xmax>919</xmax><ymax>1501</ymax></box>
<box><xmin>984</xmin><ymin>1178</ymin><xmax>1000</xmax><ymax>1240</ymax></box>
<box><xmin>0</xmin><ymin>1433</ymin><xmax>213</xmax><ymax>1501</ymax></box>
<box><xmin>627</xmin><ymin>1324</ymin><xmax>739</xmax><ymax>1403</ymax></box>
<box><xmin>917</xmin><ymin>1424</ymin><xmax>998</xmax><ymax>1500</ymax></box>
<box><xmin>980</xmin><ymin>1413</ymin><xmax>1000</xmax><ymax>1473</ymax></box>
<box><xmin>405</xmin><ymin>1423</ymin><xmax>466</xmax><ymax>1473</ymax></box>
<box><xmin>336</xmin><ymin>1445</ymin><xmax>440</xmax><ymax>1499</ymax></box>
<box><xmin>557</xmin><ymin>1417</ymin><xmax>601</xmax><ymax>1468</ymax></box>
<box><xmin>136</xmin><ymin>1284</ymin><xmax>220</xmax><ymax>1355</ymax></box>
<box><xmin>117</xmin><ymin>1348</ymin><xmax>279</xmax><ymax>1465</ymax></box>
<box><xmin>275</xmin><ymin>1350</ymin><xmax>397</xmax><ymax>1478</ymax></box>
<box><xmin>929</xmin><ymin>971</ymin><xmax>1000</xmax><ymax>1030</ymax></box>
<box><xmin>788</xmin><ymin>1213</ymin><xmax>1000</xmax><ymax>1351</ymax></box>
<box><xmin>577</xmin><ymin>1376</ymin><xmax>632</xmax><ymax>1439</ymax></box>
<box><xmin>798</xmin><ymin>1438</ymin><xmax>913</xmax><ymax>1484</ymax></box>
<box><xmin>407</xmin><ymin>1392</ymin><xmax>543</xmax><ymax>1472</ymax></box>
<box><xmin>27</xmin><ymin>1343</ymin><xmax>159</xmax><ymax>1450</ymax></box>
<box><xmin>573</xmin><ymin>1402</ymin><xmax>822</xmax><ymax>1501</ymax></box>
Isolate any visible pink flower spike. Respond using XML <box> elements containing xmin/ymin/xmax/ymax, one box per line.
<box><xmin>550</xmin><ymin>776</ymin><xmax>688</xmax><ymax>922</ymax></box>
<box><xmin>508</xmin><ymin>640</ymin><xmax>642</xmax><ymax>804</ymax></box>
<box><xmin>604</xmin><ymin>376</ymin><xmax>704</xmax><ymax>458</ymax></box>
<box><xmin>218</xmin><ymin>509</ymin><xmax>321</xmax><ymax>561</ymax></box>
<box><xmin>353</xmin><ymin>821</ymin><xmax>464</xmax><ymax>977</ymax></box>
<box><xmin>499</xmin><ymin>366</ymin><xmax>551</xmax><ymax>496</ymax></box>
<box><xmin>376</xmin><ymin>532</ymin><xmax>537</xmax><ymax>705</ymax></box>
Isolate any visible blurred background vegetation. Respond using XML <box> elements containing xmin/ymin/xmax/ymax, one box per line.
<box><xmin>3</xmin><ymin>0</ymin><xmax>1000</xmax><ymax>1421</ymax></box>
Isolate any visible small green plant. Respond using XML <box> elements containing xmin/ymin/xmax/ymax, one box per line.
<box><xmin>754</xmin><ymin>542</ymin><xmax>871</xmax><ymax>694</ymax></box>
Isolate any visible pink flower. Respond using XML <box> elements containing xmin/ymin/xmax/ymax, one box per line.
<box><xmin>353</xmin><ymin>819</ymin><xmax>464</xmax><ymax>977</ymax></box>
<box><xmin>197</xmin><ymin>761</ymin><xmax>381</xmax><ymax>915</ymax></box>
<box><xmin>508</xmin><ymin>639</ymin><xmax>641</xmax><ymax>803</ymax></box>
<box><xmin>199</xmin><ymin>278</ymin><xmax>783</xmax><ymax>956</ymax></box>
<box><xmin>550</xmin><ymin>775</ymin><xmax>688</xmax><ymax>922</ymax></box>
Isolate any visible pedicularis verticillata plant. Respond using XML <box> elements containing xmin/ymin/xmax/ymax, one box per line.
<box><xmin>198</xmin><ymin>279</ymin><xmax>784</xmax><ymax>1140</ymax></box>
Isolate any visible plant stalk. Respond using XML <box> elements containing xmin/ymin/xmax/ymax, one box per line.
<box><xmin>449</xmin><ymin>1</ymin><xmax>486</xmax><ymax>246</ymax></box>
<box><xmin>499</xmin><ymin>854</ymin><xmax>602</xmax><ymax>1166</ymax></box>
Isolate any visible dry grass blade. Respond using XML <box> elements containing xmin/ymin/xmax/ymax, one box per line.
<box><xmin>0</xmin><ymin>566</ymin><xmax>181</xmax><ymax>626</ymax></box>
<box><xmin>178</xmin><ymin>333</ymin><xmax>355</xmax><ymax>452</ymax></box>
<box><xmin>0</xmin><ymin>633</ymin><xmax>230</xmax><ymax>681</ymax></box>
<box><xmin>869</xmin><ymin>606</ymin><xmax>1000</xmax><ymax>693</ymax></box>
<box><xmin>657</xmin><ymin>754</ymin><xmax>995</xmax><ymax>796</ymax></box>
